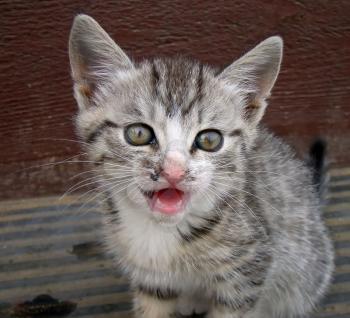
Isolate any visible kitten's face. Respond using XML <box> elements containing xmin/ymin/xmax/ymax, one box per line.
<box><xmin>69</xmin><ymin>15</ymin><xmax>282</xmax><ymax>226</ymax></box>
<box><xmin>78</xmin><ymin>59</ymin><xmax>247</xmax><ymax>225</ymax></box>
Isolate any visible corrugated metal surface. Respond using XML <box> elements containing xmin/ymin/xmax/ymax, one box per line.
<box><xmin>0</xmin><ymin>168</ymin><xmax>349</xmax><ymax>317</ymax></box>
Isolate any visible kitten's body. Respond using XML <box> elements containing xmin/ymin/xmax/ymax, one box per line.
<box><xmin>69</xmin><ymin>15</ymin><xmax>333</xmax><ymax>318</ymax></box>
<box><xmin>104</xmin><ymin>129</ymin><xmax>332</xmax><ymax>318</ymax></box>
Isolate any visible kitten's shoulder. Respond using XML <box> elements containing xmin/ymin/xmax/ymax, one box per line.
<box><xmin>253</xmin><ymin>127</ymin><xmax>313</xmax><ymax>182</ymax></box>
<box><xmin>255</xmin><ymin>127</ymin><xmax>296</xmax><ymax>160</ymax></box>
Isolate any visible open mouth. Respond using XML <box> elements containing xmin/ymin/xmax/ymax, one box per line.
<box><xmin>142</xmin><ymin>188</ymin><xmax>188</xmax><ymax>215</ymax></box>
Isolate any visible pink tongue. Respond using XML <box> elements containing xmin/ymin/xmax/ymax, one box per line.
<box><xmin>153</xmin><ymin>188</ymin><xmax>184</xmax><ymax>215</ymax></box>
<box><xmin>158</xmin><ymin>188</ymin><xmax>182</xmax><ymax>205</ymax></box>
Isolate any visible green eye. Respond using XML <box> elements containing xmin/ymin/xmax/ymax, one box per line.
<box><xmin>195</xmin><ymin>129</ymin><xmax>223</xmax><ymax>152</ymax></box>
<box><xmin>125</xmin><ymin>123</ymin><xmax>155</xmax><ymax>146</ymax></box>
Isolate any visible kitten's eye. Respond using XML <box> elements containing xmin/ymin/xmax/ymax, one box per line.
<box><xmin>125</xmin><ymin>123</ymin><xmax>155</xmax><ymax>146</ymax></box>
<box><xmin>195</xmin><ymin>129</ymin><xmax>223</xmax><ymax>152</ymax></box>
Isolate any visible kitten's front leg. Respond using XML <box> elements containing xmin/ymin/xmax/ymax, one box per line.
<box><xmin>133</xmin><ymin>287</ymin><xmax>177</xmax><ymax>318</ymax></box>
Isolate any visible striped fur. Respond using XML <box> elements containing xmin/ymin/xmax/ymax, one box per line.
<box><xmin>69</xmin><ymin>15</ymin><xmax>334</xmax><ymax>318</ymax></box>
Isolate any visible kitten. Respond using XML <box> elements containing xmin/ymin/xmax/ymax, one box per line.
<box><xmin>68</xmin><ymin>14</ymin><xmax>334</xmax><ymax>318</ymax></box>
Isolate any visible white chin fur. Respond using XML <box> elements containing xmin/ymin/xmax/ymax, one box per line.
<box><xmin>150</xmin><ymin>211</ymin><xmax>185</xmax><ymax>227</ymax></box>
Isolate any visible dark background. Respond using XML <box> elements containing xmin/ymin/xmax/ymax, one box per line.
<box><xmin>1</xmin><ymin>0</ymin><xmax>350</xmax><ymax>200</ymax></box>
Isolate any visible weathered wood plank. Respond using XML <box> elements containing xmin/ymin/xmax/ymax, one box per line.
<box><xmin>1</xmin><ymin>0</ymin><xmax>350</xmax><ymax>199</ymax></box>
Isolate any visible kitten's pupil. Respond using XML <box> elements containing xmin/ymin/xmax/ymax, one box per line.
<box><xmin>204</xmin><ymin>136</ymin><xmax>211</xmax><ymax>145</ymax></box>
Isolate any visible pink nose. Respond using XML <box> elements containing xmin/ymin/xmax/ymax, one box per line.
<box><xmin>162</xmin><ymin>151</ymin><xmax>186</xmax><ymax>184</ymax></box>
<box><xmin>162</xmin><ymin>166</ymin><xmax>185</xmax><ymax>184</ymax></box>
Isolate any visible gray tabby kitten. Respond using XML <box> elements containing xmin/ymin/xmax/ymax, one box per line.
<box><xmin>68</xmin><ymin>15</ymin><xmax>334</xmax><ymax>318</ymax></box>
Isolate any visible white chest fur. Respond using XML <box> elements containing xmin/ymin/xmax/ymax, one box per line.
<box><xmin>104</xmin><ymin>204</ymin><xmax>180</xmax><ymax>272</ymax></box>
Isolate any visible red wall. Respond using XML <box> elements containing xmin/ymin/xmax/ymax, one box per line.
<box><xmin>1</xmin><ymin>0</ymin><xmax>350</xmax><ymax>199</ymax></box>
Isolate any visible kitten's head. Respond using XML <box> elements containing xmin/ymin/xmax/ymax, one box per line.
<box><xmin>69</xmin><ymin>15</ymin><xmax>282</xmax><ymax>225</ymax></box>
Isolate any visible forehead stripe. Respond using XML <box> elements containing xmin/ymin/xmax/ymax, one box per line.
<box><xmin>151</xmin><ymin>61</ymin><xmax>160</xmax><ymax>97</ymax></box>
<box><xmin>182</xmin><ymin>64</ymin><xmax>204</xmax><ymax>116</ymax></box>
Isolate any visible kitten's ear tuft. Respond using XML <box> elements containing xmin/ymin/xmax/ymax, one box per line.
<box><xmin>69</xmin><ymin>14</ymin><xmax>133</xmax><ymax>109</ymax></box>
<box><xmin>219</xmin><ymin>36</ymin><xmax>283</xmax><ymax>125</ymax></box>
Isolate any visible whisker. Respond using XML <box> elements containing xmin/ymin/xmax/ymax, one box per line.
<box><xmin>60</xmin><ymin>173</ymin><xmax>134</xmax><ymax>200</ymax></box>
<box><xmin>68</xmin><ymin>167</ymin><xmax>136</xmax><ymax>181</ymax></box>
<box><xmin>77</xmin><ymin>177</ymin><xmax>132</xmax><ymax>205</ymax></box>
<box><xmin>88</xmin><ymin>180</ymin><xmax>139</xmax><ymax>212</ymax></box>
<box><xmin>212</xmin><ymin>179</ymin><xmax>282</xmax><ymax>216</ymax></box>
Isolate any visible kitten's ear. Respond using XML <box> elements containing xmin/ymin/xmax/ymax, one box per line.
<box><xmin>219</xmin><ymin>36</ymin><xmax>283</xmax><ymax>125</ymax></box>
<box><xmin>69</xmin><ymin>14</ymin><xmax>133</xmax><ymax>109</ymax></box>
